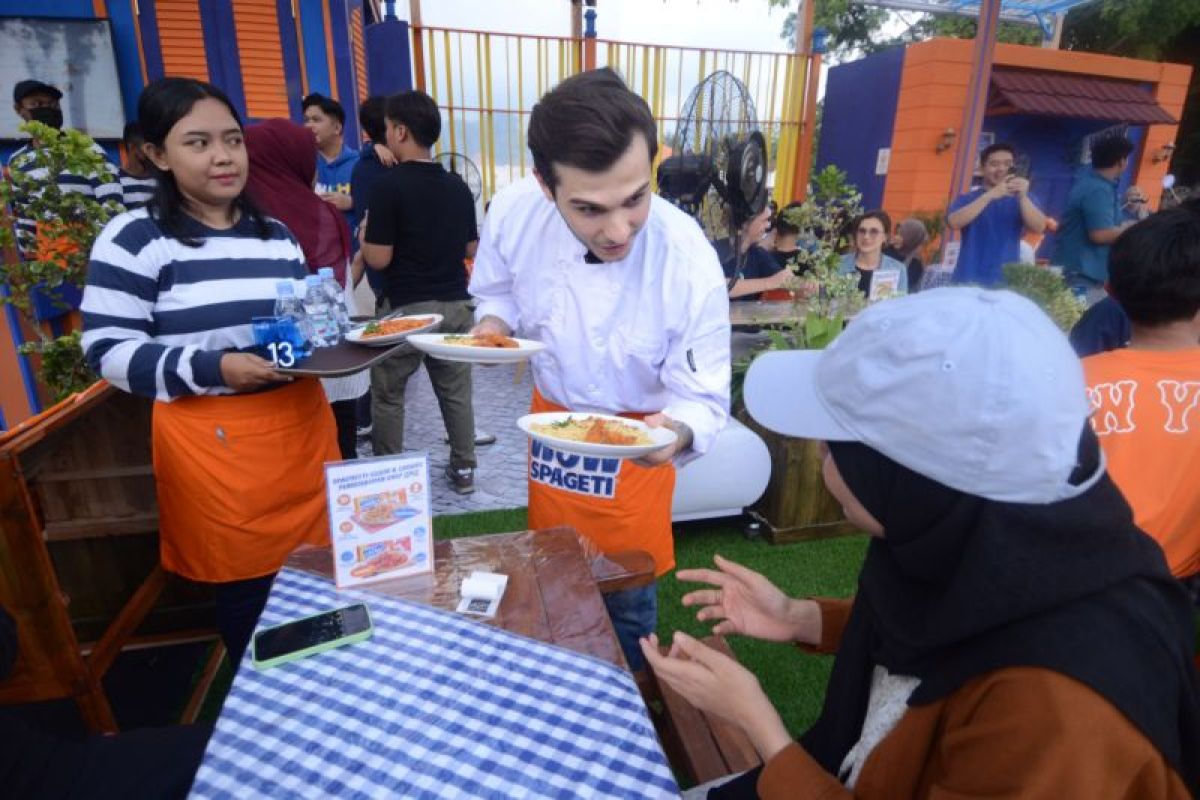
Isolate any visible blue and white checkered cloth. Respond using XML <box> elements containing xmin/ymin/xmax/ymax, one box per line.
<box><xmin>190</xmin><ymin>568</ymin><xmax>679</xmax><ymax>799</ymax></box>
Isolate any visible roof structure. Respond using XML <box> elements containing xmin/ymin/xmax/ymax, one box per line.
<box><xmin>988</xmin><ymin>68</ymin><xmax>1178</xmax><ymax>124</ymax></box>
<box><xmin>861</xmin><ymin>0</ymin><xmax>1098</xmax><ymax>36</ymax></box>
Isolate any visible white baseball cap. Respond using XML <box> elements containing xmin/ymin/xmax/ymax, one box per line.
<box><xmin>743</xmin><ymin>287</ymin><xmax>1103</xmax><ymax>504</ymax></box>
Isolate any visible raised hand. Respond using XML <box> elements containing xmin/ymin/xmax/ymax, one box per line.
<box><xmin>639</xmin><ymin>631</ymin><xmax>793</xmax><ymax>762</ymax></box>
<box><xmin>678</xmin><ymin>554</ymin><xmax>820</xmax><ymax>644</ymax></box>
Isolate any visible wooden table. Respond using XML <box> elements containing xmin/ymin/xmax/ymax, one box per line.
<box><xmin>729</xmin><ymin>300</ymin><xmax>805</xmax><ymax>327</ymax></box>
<box><xmin>285</xmin><ymin>526</ymin><xmax>653</xmax><ymax>669</ymax></box>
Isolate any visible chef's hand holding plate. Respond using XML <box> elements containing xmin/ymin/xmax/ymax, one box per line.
<box><xmin>634</xmin><ymin>414</ymin><xmax>693</xmax><ymax>467</ymax></box>
<box><xmin>471</xmin><ymin>314</ymin><xmax>513</xmax><ymax>337</ymax></box>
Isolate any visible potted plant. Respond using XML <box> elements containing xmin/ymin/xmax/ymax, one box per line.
<box><xmin>1001</xmin><ymin>262</ymin><xmax>1084</xmax><ymax>332</ymax></box>
<box><xmin>733</xmin><ymin>167</ymin><xmax>869</xmax><ymax>543</ymax></box>
<box><xmin>0</xmin><ymin>120</ymin><xmax>122</xmax><ymax>400</ymax></box>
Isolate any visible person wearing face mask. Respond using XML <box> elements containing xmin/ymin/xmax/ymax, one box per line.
<box><xmin>644</xmin><ymin>288</ymin><xmax>1199</xmax><ymax>799</ymax></box>
<box><xmin>7</xmin><ymin>79</ymin><xmax>124</xmax><ymax>256</ymax></box>
<box><xmin>469</xmin><ymin>69</ymin><xmax>731</xmax><ymax>672</ymax></box>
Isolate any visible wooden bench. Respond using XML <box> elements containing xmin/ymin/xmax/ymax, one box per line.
<box><xmin>644</xmin><ymin>635</ymin><xmax>763</xmax><ymax>786</ymax></box>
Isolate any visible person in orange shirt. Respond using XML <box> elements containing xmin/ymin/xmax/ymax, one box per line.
<box><xmin>1083</xmin><ymin>205</ymin><xmax>1200</xmax><ymax>597</ymax></box>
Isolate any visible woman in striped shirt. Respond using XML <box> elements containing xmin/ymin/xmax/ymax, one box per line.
<box><xmin>80</xmin><ymin>77</ymin><xmax>340</xmax><ymax>664</ymax></box>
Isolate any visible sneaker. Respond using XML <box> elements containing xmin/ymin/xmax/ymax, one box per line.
<box><xmin>445</xmin><ymin>431</ymin><xmax>497</xmax><ymax>446</ymax></box>
<box><xmin>445</xmin><ymin>465</ymin><xmax>475</xmax><ymax>495</ymax></box>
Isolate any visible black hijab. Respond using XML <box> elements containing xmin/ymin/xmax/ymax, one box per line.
<box><xmin>797</xmin><ymin>431</ymin><xmax>1200</xmax><ymax>792</ymax></box>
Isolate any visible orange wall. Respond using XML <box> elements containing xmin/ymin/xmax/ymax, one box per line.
<box><xmin>881</xmin><ymin>38</ymin><xmax>1193</xmax><ymax>223</ymax></box>
<box><xmin>156</xmin><ymin>0</ymin><xmax>210</xmax><ymax>81</ymax></box>
<box><xmin>232</xmin><ymin>0</ymin><xmax>291</xmax><ymax>119</ymax></box>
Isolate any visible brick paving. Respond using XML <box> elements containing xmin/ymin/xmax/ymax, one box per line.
<box><xmin>358</xmin><ymin>362</ymin><xmax>533</xmax><ymax>516</ymax></box>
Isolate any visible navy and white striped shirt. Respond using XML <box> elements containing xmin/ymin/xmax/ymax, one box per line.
<box><xmin>118</xmin><ymin>169</ymin><xmax>157</xmax><ymax>210</ymax></box>
<box><xmin>6</xmin><ymin>141</ymin><xmax>124</xmax><ymax>255</ymax></box>
<box><xmin>81</xmin><ymin>208</ymin><xmax>308</xmax><ymax>402</ymax></box>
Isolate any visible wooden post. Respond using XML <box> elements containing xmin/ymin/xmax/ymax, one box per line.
<box><xmin>409</xmin><ymin>0</ymin><xmax>425</xmax><ymax>91</ymax></box>
<box><xmin>948</xmin><ymin>0</ymin><xmax>1002</xmax><ymax>200</ymax></box>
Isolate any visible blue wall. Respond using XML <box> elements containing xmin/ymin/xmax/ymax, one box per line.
<box><xmin>365</xmin><ymin>18</ymin><xmax>412</xmax><ymax>98</ymax></box>
<box><xmin>984</xmin><ymin>113</ymin><xmax>1144</xmax><ymax>258</ymax></box>
<box><xmin>814</xmin><ymin>46</ymin><xmax>905</xmax><ymax>209</ymax></box>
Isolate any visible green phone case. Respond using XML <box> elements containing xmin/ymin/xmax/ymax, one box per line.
<box><xmin>251</xmin><ymin>604</ymin><xmax>374</xmax><ymax>670</ymax></box>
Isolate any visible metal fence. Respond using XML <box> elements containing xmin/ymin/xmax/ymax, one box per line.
<box><xmin>410</xmin><ymin>25</ymin><xmax>808</xmax><ymax>206</ymax></box>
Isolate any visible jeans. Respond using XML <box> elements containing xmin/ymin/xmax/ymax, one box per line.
<box><xmin>603</xmin><ymin>582</ymin><xmax>658</xmax><ymax>672</ymax></box>
<box><xmin>214</xmin><ymin>573</ymin><xmax>276</xmax><ymax>666</ymax></box>
<box><xmin>330</xmin><ymin>398</ymin><xmax>358</xmax><ymax>460</ymax></box>
<box><xmin>370</xmin><ymin>298</ymin><xmax>477</xmax><ymax>469</ymax></box>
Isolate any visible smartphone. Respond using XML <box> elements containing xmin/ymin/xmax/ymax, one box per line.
<box><xmin>251</xmin><ymin>603</ymin><xmax>373</xmax><ymax>670</ymax></box>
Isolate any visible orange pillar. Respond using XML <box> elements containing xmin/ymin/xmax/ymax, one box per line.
<box><xmin>409</xmin><ymin>0</ymin><xmax>426</xmax><ymax>91</ymax></box>
<box><xmin>583</xmin><ymin>2</ymin><xmax>597</xmax><ymax>71</ymax></box>
<box><xmin>788</xmin><ymin>0</ymin><xmax>817</xmax><ymax>200</ymax></box>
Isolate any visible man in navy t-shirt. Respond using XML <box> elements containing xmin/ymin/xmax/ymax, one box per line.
<box><xmin>946</xmin><ymin>143</ymin><xmax>1047</xmax><ymax>286</ymax></box>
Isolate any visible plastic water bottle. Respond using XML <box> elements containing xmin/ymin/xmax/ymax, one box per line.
<box><xmin>303</xmin><ymin>274</ymin><xmax>339</xmax><ymax>347</ymax></box>
<box><xmin>318</xmin><ymin>266</ymin><xmax>351</xmax><ymax>335</ymax></box>
<box><xmin>273</xmin><ymin>280</ymin><xmax>312</xmax><ymax>357</ymax></box>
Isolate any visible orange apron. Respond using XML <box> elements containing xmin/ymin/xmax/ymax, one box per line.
<box><xmin>152</xmin><ymin>378</ymin><xmax>340</xmax><ymax>583</ymax></box>
<box><xmin>527</xmin><ymin>388</ymin><xmax>676</xmax><ymax>576</ymax></box>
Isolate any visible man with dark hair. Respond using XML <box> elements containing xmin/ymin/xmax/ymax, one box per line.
<box><xmin>946</xmin><ymin>142</ymin><xmax>1046</xmax><ymax>286</ymax></box>
<box><xmin>118</xmin><ymin>121</ymin><xmax>156</xmax><ymax>209</ymax></box>
<box><xmin>362</xmin><ymin>90</ymin><xmax>479</xmax><ymax>493</ymax></box>
<box><xmin>303</xmin><ymin>92</ymin><xmax>358</xmax><ymax>232</ymax></box>
<box><xmin>1082</xmin><ymin>208</ymin><xmax>1200</xmax><ymax>604</ymax></box>
<box><xmin>350</xmin><ymin>96</ymin><xmax>391</xmax><ymax>238</ymax></box>
<box><xmin>470</xmin><ymin>68</ymin><xmax>731</xmax><ymax>671</ymax></box>
<box><xmin>1055</xmin><ymin>135</ymin><xmax>1137</xmax><ymax>304</ymax></box>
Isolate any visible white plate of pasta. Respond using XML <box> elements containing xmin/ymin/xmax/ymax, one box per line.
<box><xmin>517</xmin><ymin>412</ymin><xmax>676</xmax><ymax>458</ymax></box>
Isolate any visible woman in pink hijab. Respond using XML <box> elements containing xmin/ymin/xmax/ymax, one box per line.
<box><xmin>245</xmin><ymin>118</ymin><xmax>365</xmax><ymax>458</ymax></box>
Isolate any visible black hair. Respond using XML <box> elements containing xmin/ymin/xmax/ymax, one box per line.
<box><xmin>358</xmin><ymin>96</ymin><xmax>387</xmax><ymax>144</ymax></box>
<box><xmin>137</xmin><ymin>77</ymin><xmax>270</xmax><ymax>246</ymax></box>
<box><xmin>122</xmin><ymin>120</ymin><xmax>144</xmax><ymax>145</ymax></box>
<box><xmin>1108</xmin><ymin>207</ymin><xmax>1200</xmax><ymax>326</ymax></box>
<box><xmin>384</xmin><ymin>90</ymin><xmax>440</xmax><ymax>149</ymax></box>
<box><xmin>302</xmin><ymin>92</ymin><xmax>345</xmax><ymax>127</ymax></box>
<box><xmin>774</xmin><ymin>201</ymin><xmax>802</xmax><ymax>237</ymax></box>
<box><xmin>979</xmin><ymin>142</ymin><xmax>1015</xmax><ymax>165</ymax></box>
<box><xmin>1091</xmin><ymin>136</ymin><xmax>1135</xmax><ymax>170</ymax></box>
<box><xmin>528</xmin><ymin>68</ymin><xmax>657</xmax><ymax>193</ymax></box>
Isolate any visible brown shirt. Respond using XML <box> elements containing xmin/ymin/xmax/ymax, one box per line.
<box><xmin>758</xmin><ymin>599</ymin><xmax>1191</xmax><ymax>799</ymax></box>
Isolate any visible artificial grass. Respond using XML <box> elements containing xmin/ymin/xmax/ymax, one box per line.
<box><xmin>434</xmin><ymin>509</ymin><xmax>870</xmax><ymax>738</ymax></box>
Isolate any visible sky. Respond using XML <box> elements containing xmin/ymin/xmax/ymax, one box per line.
<box><xmin>404</xmin><ymin>0</ymin><xmax>799</xmax><ymax>53</ymax></box>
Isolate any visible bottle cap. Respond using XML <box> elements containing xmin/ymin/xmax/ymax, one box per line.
<box><xmin>275</xmin><ymin>280</ymin><xmax>294</xmax><ymax>295</ymax></box>
<box><xmin>318</xmin><ymin>267</ymin><xmax>334</xmax><ymax>279</ymax></box>
<box><xmin>305</xmin><ymin>274</ymin><xmax>322</xmax><ymax>287</ymax></box>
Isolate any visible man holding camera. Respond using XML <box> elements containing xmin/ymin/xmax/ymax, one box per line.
<box><xmin>947</xmin><ymin>142</ymin><xmax>1047</xmax><ymax>286</ymax></box>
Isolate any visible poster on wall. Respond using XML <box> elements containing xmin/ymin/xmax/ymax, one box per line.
<box><xmin>0</xmin><ymin>18</ymin><xmax>126</xmax><ymax>140</ymax></box>
<box><xmin>325</xmin><ymin>454</ymin><xmax>434</xmax><ymax>588</ymax></box>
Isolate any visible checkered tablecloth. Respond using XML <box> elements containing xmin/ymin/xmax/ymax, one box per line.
<box><xmin>190</xmin><ymin>568</ymin><xmax>678</xmax><ymax>799</ymax></box>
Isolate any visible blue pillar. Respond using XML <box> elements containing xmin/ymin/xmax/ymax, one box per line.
<box><xmin>198</xmin><ymin>0</ymin><xmax>247</xmax><ymax>119</ymax></box>
<box><xmin>327</xmin><ymin>0</ymin><xmax>361</xmax><ymax>143</ymax></box>
<box><xmin>365</xmin><ymin>18</ymin><xmax>412</xmax><ymax>97</ymax></box>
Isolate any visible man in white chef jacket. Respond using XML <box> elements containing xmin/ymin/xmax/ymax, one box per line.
<box><xmin>469</xmin><ymin>68</ymin><xmax>731</xmax><ymax>671</ymax></box>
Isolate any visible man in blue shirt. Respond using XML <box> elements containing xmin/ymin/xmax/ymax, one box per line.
<box><xmin>947</xmin><ymin>143</ymin><xmax>1047</xmax><ymax>286</ymax></box>
<box><xmin>303</xmin><ymin>93</ymin><xmax>359</xmax><ymax>236</ymax></box>
<box><xmin>1054</xmin><ymin>136</ymin><xmax>1135</xmax><ymax>304</ymax></box>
